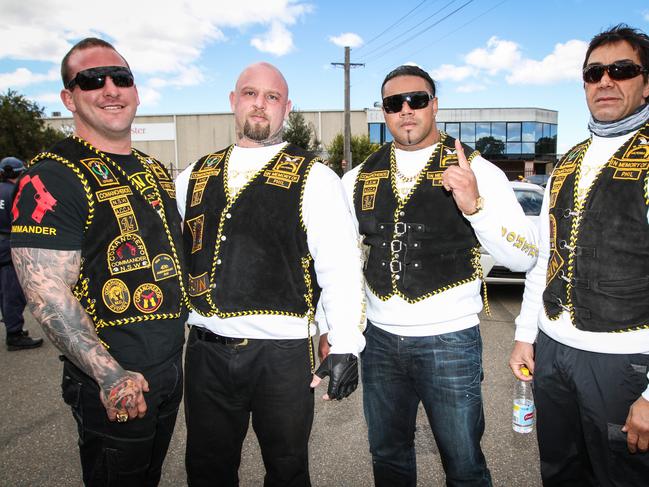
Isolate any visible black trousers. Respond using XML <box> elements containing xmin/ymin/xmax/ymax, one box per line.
<box><xmin>61</xmin><ymin>354</ymin><xmax>183</xmax><ymax>487</ymax></box>
<box><xmin>534</xmin><ymin>331</ymin><xmax>649</xmax><ymax>487</ymax></box>
<box><xmin>184</xmin><ymin>327</ymin><xmax>314</xmax><ymax>487</ymax></box>
<box><xmin>0</xmin><ymin>263</ymin><xmax>26</xmax><ymax>335</ymax></box>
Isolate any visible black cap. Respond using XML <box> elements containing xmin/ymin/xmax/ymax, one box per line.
<box><xmin>0</xmin><ymin>157</ymin><xmax>26</xmax><ymax>173</ymax></box>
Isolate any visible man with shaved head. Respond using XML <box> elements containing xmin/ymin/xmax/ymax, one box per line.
<box><xmin>175</xmin><ymin>62</ymin><xmax>366</xmax><ymax>486</ymax></box>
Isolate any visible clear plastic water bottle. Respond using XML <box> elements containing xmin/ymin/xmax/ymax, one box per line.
<box><xmin>513</xmin><ymin>366</ymin><xmax>535</xmax><ymax>433</ymax></box>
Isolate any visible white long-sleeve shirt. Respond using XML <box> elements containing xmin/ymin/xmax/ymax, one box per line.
<box><xmin>176</xmin><ymin>142</ymin><xmax>366</xmax><ymax>356</ymax></box>
<box><xmin>342</xmin><ymin>144</ymin><xmax>539</xmax><ymax>337</ymax></box>
<box><xmin>515</xmin><ymin>131</ymin><xmax>649</xmax><ymax>400</ymax></box>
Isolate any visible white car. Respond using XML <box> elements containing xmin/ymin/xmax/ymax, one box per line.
<box><xmin>480</xmin><ymin>181</ymin><xmax>544</xmax><ymax>284</ymax></box>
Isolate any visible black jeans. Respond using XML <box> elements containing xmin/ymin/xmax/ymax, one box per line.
<box><xmin>534</xmin><ymin>331</ymin><xmax>649</xmax><ymax>486</ymax></box>
<box><xmin>184</xmin><ymin>327</ymin><xmax>314</xmax><ymax>487</ymax></box>
<box><xmin>61</xmin><ymin>354</ymin><xmax>183</xmax><ymax>487</ymax></box>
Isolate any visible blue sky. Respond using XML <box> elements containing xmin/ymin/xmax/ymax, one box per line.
<box><xmin>1</xmin><ymin>0</ymin><xmax>648</xmax><ymax>153</ymax></box>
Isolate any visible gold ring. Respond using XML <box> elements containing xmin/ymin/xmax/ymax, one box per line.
<box><xmin>116</xmin><ymin>412</ymin><xmax>128</xmax><ymax>423</ymax></box>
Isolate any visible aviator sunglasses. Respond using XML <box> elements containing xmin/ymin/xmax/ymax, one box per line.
<box><xmin>582</xmin><ymin>60</ymin><xmax>648</xmax><ymax>83</ymax></box>
<box><xmin>66</xmin><ymin>66</ymin><xmax>134</xmax><ymax>91</ymax></box>
<box><xmin>382</xmin><ymin>91</ymin><xmax>435</xmax><ymax>114</ymax></box>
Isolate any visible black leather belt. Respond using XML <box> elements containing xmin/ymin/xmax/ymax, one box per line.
<box><xmin>192</xmin><ymin>326</ymin><xmax>249</xmax><ymax>347</ymax></box>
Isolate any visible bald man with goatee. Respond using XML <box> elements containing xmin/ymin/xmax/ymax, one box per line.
<box><xmin>175</xmin><ymin>62</ymin><xmax>366</xmax><ymax>486</ymax></box>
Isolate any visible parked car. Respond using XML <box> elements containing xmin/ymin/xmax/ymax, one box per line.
<box><xmin>480</xmin><ymin>181</ymin><xmax>544</xmax><ymax>284</ymax></box>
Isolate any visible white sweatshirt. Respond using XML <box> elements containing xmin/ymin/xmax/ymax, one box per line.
<box><xmin>341</xmin><ymin>143</ymin><xmax>539</xmax><ymax>337</ymax></box>
<box><xmin>514</xmin><ymin>131</ymin><xmax>649</xmax><ymax>400</ymax></box>
<box><xmin>176</xmin><ymin>142</ymin><xmax>366</xmax><ymax>356</ymax></box>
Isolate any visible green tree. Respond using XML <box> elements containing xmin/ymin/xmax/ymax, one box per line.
<box><xmin>0</xmin><ymin>89</ymin><xmax>65</xmax><ymax>161</ymax></box>
<box><xmin>283</xmin><ymin>110</ymin><xmax>320</xmax><ymax>151</ymax></box>
<box><xmin>325</xmin><ymin>134</ymin><xmax>380</xmax><ymax>176</ymax></box>
<box><xmin>475</xmin><ymin>136</ymin><xmax>505</xmax><ymax>156</ymax></box>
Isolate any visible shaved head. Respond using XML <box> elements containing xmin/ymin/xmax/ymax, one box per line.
<box><xmin>230</xmin><ymin>62</ymin><xmax>292</xmax><ymax>147</ymax></box>
<box><xmin>235</xmin><ymin>62</ymin><xmax>289</xmax><ymax>98</ymax></box>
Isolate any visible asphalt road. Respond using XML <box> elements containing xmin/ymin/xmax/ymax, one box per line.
<box><xmin>0</xmin><ymin>285</ymin><xmax>541</xmax><ymax>486</ymax></box>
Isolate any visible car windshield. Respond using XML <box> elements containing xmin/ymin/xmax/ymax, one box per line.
<box><xmin>515</xmin><ymin>189</ymin><xmax>543</xmax><ymax>216</ymax></box>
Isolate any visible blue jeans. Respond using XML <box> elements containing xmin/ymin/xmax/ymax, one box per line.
<box><xmin>362</xmin><ymin>322</ymin><xmax>492</xmax><ymax>487</ymax></box>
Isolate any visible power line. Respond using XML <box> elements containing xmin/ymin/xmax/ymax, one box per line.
<box><xmin>375</xmin><ymin>0</ymin><xmax>510</xmax><ymax>73</ymax></box>
<box><xmin>357</xmin><ymin>0</ymin><xmax>460</xmax><ymax>61</ymax></box>
<box><xmin>355</xmin><ymin>0</ymin><xmax>431</xmax><ymax>53</ymax></box>
<box><xmin>362</xmin><ymin>0</ymin><xmax>475</xmax><ymax>65</ymax></box>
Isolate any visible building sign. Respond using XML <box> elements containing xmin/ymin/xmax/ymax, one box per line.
<box><xmin>131</xmin><ymin>123</ymin><xmax>176</xmax><ymax>141</ymax></box>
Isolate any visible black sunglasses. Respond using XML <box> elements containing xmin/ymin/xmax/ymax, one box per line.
<box><xmin>66</xmin><ymin>66</ymin><xmax>134</xmax><ymax>91</ymax></box>
<box><xmin>582</xmin><ymin>60</ymin><xmax>648</xmax><ymax>83</ymax></box>
<box><xmin>382</xmin><ymin>91</ymin><xmax>435</xmax><ymax>114</ymax></box>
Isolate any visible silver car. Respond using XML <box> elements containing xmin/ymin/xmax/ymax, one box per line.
<box><xmin>480</xmin><ymin>181</ymin><xmax>544</xmax><ymax>284</ymax></box>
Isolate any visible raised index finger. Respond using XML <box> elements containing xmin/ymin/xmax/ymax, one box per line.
<box><xmin>455</xmin><ymin>139</ymin><xmax>470</xmax><ymax>169</ymax></box>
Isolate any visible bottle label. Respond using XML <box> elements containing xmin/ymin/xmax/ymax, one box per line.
<box><xmin>513</xmin><ymin>399</ymin><xmax>535</xmax><ymax>427</ymax></box>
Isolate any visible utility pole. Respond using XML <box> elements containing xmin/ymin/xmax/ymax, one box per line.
<box><xmin>331</xmin><ymin>46</ymin><xmax>364</xmax><ymax>173</ymax></box>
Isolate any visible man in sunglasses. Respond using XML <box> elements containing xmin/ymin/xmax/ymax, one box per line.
<box><xmin>510</xmin><ymin>24</ymin><xmax>649</xmax><ymax>485</ymax></box>
<box><xmin>342</xmin><ymin>64</ymin><xmax>538</xmax><ymax>486</ymax></box>
<box><xmin>11</xmin><ymin>38</ymin><xmax>187</xmax><ymax>486</ymax></box>
<box><xmin>175</xmin><ymin>62</ymin><xmax>365</xmax><ymax>486</ymax></box>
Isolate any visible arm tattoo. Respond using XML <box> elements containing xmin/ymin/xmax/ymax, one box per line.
<box><xmin>12</xmin><ymin>247</ymin><xmax>126</xmax><ymax>390</ymax></box>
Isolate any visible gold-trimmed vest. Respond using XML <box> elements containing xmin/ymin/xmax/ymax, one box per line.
<box><xmin>353</xmin><ymin>136</ymin><xmax>482</xmax><ymax>302</ymax></box>
<box><xmin>184</xmin><ymin>143</ymin><xmax>321</xmax><ymax>319</ymax></box>
<box><xmin>31</xmin><ymin>137</ymin><xmax>187</xmax><ymax>340</ymax></box>
<box><xmin>543</xmin><ymin>122</ymin><xmax>649</xmax><ymax>332</ymax></box>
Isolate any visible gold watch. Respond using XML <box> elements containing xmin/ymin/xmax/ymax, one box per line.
<box><xmin>466</xmin><ymin>196</ymin><xmax>484</xmax><ymax>216</ymax></box>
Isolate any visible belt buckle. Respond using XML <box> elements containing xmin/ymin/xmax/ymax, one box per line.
<box><xmin>233</xmin><ymin>338</ymin><xmax>249</xmax><ymax>348</ymax></box>
<box><xmin>390</xmin><ymin>239</ymin><xmax>403</xmax><ymax>253</ymax></box>
<box><xmin>394</xmin><ymin>222</ymin><xmax>406</xmax><ymax>236</ymax></box>
<box><xmin>389</xmin><ymin>260</ymin><xmax>402</xmax><ymax>274</ymax></box>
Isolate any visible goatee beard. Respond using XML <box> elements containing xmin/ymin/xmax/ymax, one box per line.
<box><xmin>243</xmin><ymin>120</ymin><xmax>271</xmax><ymax>141</ymax></box>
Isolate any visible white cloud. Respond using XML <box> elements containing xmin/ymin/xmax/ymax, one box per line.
<box><xmin>506</xmin><ymin>40</ymin><xmax>588</xmax><ymax>85</ymax></box>
<box><xmin>251</xmin><ymin>22</ymin><xmax>294</xmax><ymax>56</ymax></box>
<box><xmin>148</xmin><ymin>66</ymin><xmax>206</xmax><ymax>89</ymax></box>
<box><xmin>137</xmin><ymin>86</ymin><xmax>162</xmax><ymax>107</ymax></box>
<box><xmin>329</xmin><ymin>33</ymin><xmax>364</xmax><ymax>49</ymax></box>
<box><xmin>429</xmin><ymin>36</ymin><xmax>588</xmax><ymax>89</ymax></box>
<box><xmin>456</xmin><ymin>83</ymin><xmax>487</xmax><ymax>93</ymax></box>
<box><xmin>0</xmin><ymin>0</ymin><xmax>313</xmax><ymax>91</ymax></box>
<box><xmin>644</xmin><ymin>10</ymin><xmax>649</xmax><ymax>21</ymax></box>
<box><xmin>32</xmin><ymin>92</ymin><xmax>63</xmax><ymax>105</ymax></box>
<box><xmin>0</xmin><ymin>67</ymin><xmax>59</xmax><ymax>91</ymax></box>
<box><xmin>465</xmin><ymin>37</ymin><xmax>522</xmax><ymax>75</ymax></box>
<box><xmin>431</xmin><ymin>64</ymin><xmax>476</xmax><ymax>82</ymax></box>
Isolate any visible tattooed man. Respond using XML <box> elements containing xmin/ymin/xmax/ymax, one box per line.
<box><xmin>11</xmin><ymin>38</ymin><xmax>187</xmax><ymax>486</ymax></box>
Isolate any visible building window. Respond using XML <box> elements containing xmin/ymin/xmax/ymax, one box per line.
<box><xmin>369</xmin><ymin>123</ymin><xmax>382</xmax><ymax>144</ymax></box>
<box><xmin>491</xmin><ymin>122</ymin><xmax>506</xmax><ymax>142</ymax></box>
<box><xmin>445</xmin><ymin>122</ymin><xmax>460</xmax><ymax>139</ymax></box>
<box><xmin>507</xmin><ymin>122</ymin><xmax>521</xmax><ymax>142</ymax></box>
<box><xmin>461</xmin><ymin>122</ymin><xmax>476</xmax><ymax>143</ymax></box>
<box><xmin>476</xmin><ymin>123</ymin><xmax>490</xmax><ymax>140</ymax></box>
<box><xmin>522</xmin><ymin>122</ymin><xmax>536</xmax><ymax>142</ymax></box>
<box><xmin>507</xmin><ymin>142</ymin><xmax>522</xmax><ymax>154</ymax></box>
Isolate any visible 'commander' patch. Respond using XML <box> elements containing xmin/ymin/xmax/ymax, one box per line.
<box><xmin>107</xmin><ymin>234</ymin><xmax>151</xmax><ymax>275</ymax></box>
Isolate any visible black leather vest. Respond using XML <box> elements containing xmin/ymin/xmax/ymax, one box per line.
<box><xmin>29</xmin><ymin>137</ymin><xmax>187</xmax><ymax>338</ymax></box>
<box><xmin>543</xmin><ymin>122</ymin><xmax>649</xmax><ymax>332</ymax></box>
<box><xmin>184</xmin><ymin>144</ymin><xmax>321</xmax><ymax>319</ymax></box>
<box><xmin>353</xmin><ymin>136</ymin><xmax>481</xmax><ymax>302</ymax></box>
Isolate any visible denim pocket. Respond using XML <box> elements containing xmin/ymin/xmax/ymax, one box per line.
<box><xmin>437</xmin><ymin>326</ymin><xmax>480</xmax><ymax>347</ymax></box>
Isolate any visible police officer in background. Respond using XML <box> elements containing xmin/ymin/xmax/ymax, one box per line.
<box><xmin>0</xmin><ymin>156</ymin><xmax>42</xmax><ymax>350</ymax></box>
